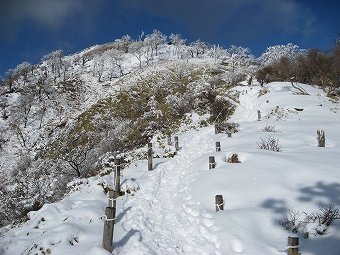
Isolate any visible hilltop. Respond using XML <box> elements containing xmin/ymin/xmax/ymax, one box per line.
<box><xmin>0</xmin><ymin>32</ymin><xmax>339</xmax><ymax>254</ymax></box>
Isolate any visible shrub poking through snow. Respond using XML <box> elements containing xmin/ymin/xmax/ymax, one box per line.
<box><xmin>257</xmin><ymin>136</ymin><xmax>282</xmax><ymax>152</ymax></box>
<box><xmin>317</xmin><ymin>129</ymin><xmax>325</xmax><ymax>147</ymax></box>
<box><xmin>227</xmin><ymin>153</ymin><xmax>241</xmax><ymax>163</ymax></box>
<box><xmin>261</xmin><ymin>124</ymin><xmax>277</xmax><ymax>132</ymax></box>
<box><xmin>215</xmin><ymin>121</ymin><xmax>239</xmax><ymax>134</ymax></box>
<box><xmin>280</xmin><ymin>205</ymin><xmax>340</xmax><ymax>238</ymax></box>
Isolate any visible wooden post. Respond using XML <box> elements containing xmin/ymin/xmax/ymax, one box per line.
<box><xmin>102</xmin><ymin>206</ymin><xmax>115</xmax><ymax>252</ymax></box>
<box><xmin>257</xmin><ymin>110</ymin><xmax>261</xmax><ymax>121</ymax></box>
<box><xmin>317</xmin><ymin>129</ymin><xmax>325</xmax><ymax>147</ymax></box>
<box><xmin>209</xmin><ymin>156</ymin><xmax>216</xmax><ymax>169</ymax></box>
<box><xmin>227</xmin><ymin>132</ymin><xmax>232</xmax><ymax>138</ymax></box>
<box><xmin>215</xmin><ymin>195</ymin><xmax>224</xmax><ymax>211</ymax></box>
<box><xmin>287</xmin><ymin>236</ymin><xmax>300</xmax><ymax>255</ymax></box>
<box><xmin>148</xmin><ymin>142</ymin><xmax>153</xmax><ymax>171</ymax></box>
<box><xmin>215</xmin><ymin>124</ymin><xmax>218</xmax><ymax>134</ymax></box>
<box><xmin>114</xmin><ymin>158</ymin><xmax>121</xmax><ymax>196</ymax></box>
<box><xmin>107</xmin><ymin>190</ymin><xmax>116</xmax><ymax>208</ymax></box>
<box><xmin>216</xmin><ymin>141</ymin><xmax>221</xmax><ymax>152</ymax></box>
<box><xmin>174</xmin><ymin>136</ymin><xmax>179</xmax><ymax>151</ymax></box>
<box><xmin>167</xmin><ymin>136</ymin><xmax>172</xmax><ymax>146</ymax></box>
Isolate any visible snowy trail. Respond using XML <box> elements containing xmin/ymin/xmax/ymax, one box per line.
<box><xmin>230</xmin><ymin>86</ymin><xmax>262</xmax><ymax>122</ymax></box>
<box><xmin>115</xmin><ymin>127</ymin><xmax>222</xmax><ymax>254</ymax></box>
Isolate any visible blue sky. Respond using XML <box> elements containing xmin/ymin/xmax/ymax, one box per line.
<box><xmin>0</xmin><ymin>0</ymin><xmax>339</xmax><ymax>76</ymax></box>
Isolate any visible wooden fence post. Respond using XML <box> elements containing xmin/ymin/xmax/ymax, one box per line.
<box><xmin>287</xmin><ymin>236</ymin><xmax>300</xmax><ymax>255</ymax></box>
<box><xmin>148</xmin><ymin>142</ymin><xmax>153</xmax><ymax>171</ymax></box>
<box><xmin>257</xmin><ymin>110</ymin><xmax>261</xmax><ymax>121</ymax></box>
<box><xmin>107</xmin><ymin>190</ymin><xmax>116</xmax><ymax>207</ymax></box>
<box><xmin>317</xmin><ymin>130</ymin><xmax>325</xmax><ymax>147</ymax></box>
<box><xmin>102</xmin><ymin>191</ymin><xmax>116</xmax><ymax>252</ymax></box>
<box><xmin>227</xmin><ymin>132</ymin><xmax>232</xmax><ymax>138</ymax></box>
<box><xmin>167</xmin><ymin>136</ymin><xmax>172</xmax><ymax>146</ymax></box>
<box><xmin>215</xmin><ymin>124</ymin><xmax>218</xmax><ymax>134</ymax></box>
<box><xmin>174</xmin><ymin>136</ymin><xmax>179</xmax><ymax>151</ymax></box>
<box><xmin>215</xmin><ymin>195</ymin><xmax>224</xmax><ymax>211</ymax></box>
<box><xmin>114</xmin><ymin>158</ymin><xmax>121</xmax><ymax>196</ymax></box>
<box><xmin>216</xmin><ymin>142</ymin><xmax>221</xmax><ymax>152</ymax></box>
<box><xmin>209</xmin><ymin>156</ymin><xmax>216</xmax><ymax>169</ymax></box>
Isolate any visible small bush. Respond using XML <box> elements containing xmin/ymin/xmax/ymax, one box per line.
<box><xmin>257</xmin><ymin>136</ymin><xmax>282</xmax><ymax>152</ymax></box>
<box><xmin>215</xmin><ymin>121</ymin><xmax>239</xmax><ymax>134</ymax></box>
<box><xmin>280</xmin><ymin>205</ymin><xmax>340</xmax><ymax>238</ymax></box>
<box><xmin>227</xmin><ymin>153</ymin><xmax>241</xmax><ymax>163</ymax></box>
<box><xmin>262</xmin><ymin>124</ymin><xmax>277</xmax><ymax>132</ymax></box>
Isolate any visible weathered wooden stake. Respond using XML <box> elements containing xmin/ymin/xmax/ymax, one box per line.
<box><xmin>114</xmin><ymin>158</ymin><xmax>121</xmax><ymax>196</ymax></box>
<box><xmin>102</xmin><ymin>206</ymin><xmax>115</xmax><ymax>252</ymax></box>
<box><xmin>148</xmin><ymin>142</ymin><xmax>153</xmax><ymax>171</ymax></box>
<box><xmin>107</xmin><ymin>190</ymin><xmax>116</xmax><ymax>207</ymax></box>
<box><xmin>215</xmin><ymin>194</ymin><xmax>224</xmax><ymax>211</ymax></box>
<box><xmin>317</xmin><ymin>129</ymin><xmax>325</xmax><ymax>147</ymax></box>
<box><xmin>227</xmin><ymin>132</ymin><xmax>232</xmax><ymax>138</ymax></box>
<box><xmin>216</xmin><ymin>141</ymin><xmax>221</xmax><ymax>152</ymax></box>
<box><xmin>287</xmin><ymin>236</ymin><xmax>300</xmax><ymax>255</ymax></box>
<box><xmin>167</xmin><ymin>136</ymin><xmax>172</xmax><ymax>146</ymax></box>
<box><xmin>257</xmin><ymin>110</ymin><xmax>261</xmax><ymax>121</ymax></box>
<box><xmin>215</xmin><ymin>124</ymin><xmax>218</xmax><ymax>134</ymax></box>
<box><xmin>209</xmin><ymin>156</ymin><xmax>216</xmax><ymax>169</ymax></box>
<box><xmin>174</xmin><ymin>136</ymin><xmax>179</xmax><ymax>151</ymax></box>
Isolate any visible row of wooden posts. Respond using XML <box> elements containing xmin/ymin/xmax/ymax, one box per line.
<box><xmin>102</xmin><ymin>121</ymin><xmax>302</xmax><ymax>254</ymax></box>
<box><xmin>102</xmin><ymin>136</ymin><xmax>180</xmax><ymax>252</ymax></box>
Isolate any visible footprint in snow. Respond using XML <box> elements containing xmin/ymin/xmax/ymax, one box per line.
<box><xmin>231</xmin><ymin>238</ymin><xmax>244</xmax><ymax>253</ymax></box>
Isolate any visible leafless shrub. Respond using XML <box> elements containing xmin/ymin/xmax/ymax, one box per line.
<box><xmin>281</xmin><ymin>205</ymin><xmax>340</xmax><ymax>238</ymax></box>
<box><xmin>317</xmin><ymin>129</ymin><xmax>325</xmax><ymax>147</ymax></box>
<box><xmin>227</xmin><ymin>153</ymin><xmax>241</xmax><ymax>163</ymax></box>
<box><xmin>262</xmin><ymin>124</ymin><xmax>277</xmax><ymax>132</ymax></box>
<box><xmin>215</xmin><ymin>121</ymin><xmax>239</xmax><ymax>134</ymax></box>
<box><xmin>280</xmin><ymin>209</ymin><xmax>303</xmax><ymax>233</ymax></box>
<box><xmin>316</xmin><ymin>204</ymin><xmax>340</xmax><ymax>227</ymax></box>
<box><xmin>257</xmin><ymin>136</ymin><xmax>282</xmax><ymax>152</ymax></box>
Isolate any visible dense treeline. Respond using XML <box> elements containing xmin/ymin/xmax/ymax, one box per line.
<box><xmin>256</xmin><ymin>42</ymin><xmax>340</xmax><ymax>93</ymax></box>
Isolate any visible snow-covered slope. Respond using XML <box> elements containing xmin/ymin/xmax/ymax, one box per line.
<box><xmin>1</xmin><ymin>82</ymin><xmax>340</xmax><ymax>255</ymax></box>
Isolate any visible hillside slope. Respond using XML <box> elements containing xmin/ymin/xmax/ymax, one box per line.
<box><xmin>1</xmin><ymin>82</ymin><xmax>339</xmax><ymax>255</ymax></box>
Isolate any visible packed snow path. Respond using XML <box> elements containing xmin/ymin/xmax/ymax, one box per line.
<box><xmin>115</xmin><ymin>127</ymin><xmax>222</xmax><ymax>254</ymax></box>
<box><xmin>231</xmin><ymin>86</ymin><xmax>263</xmax><ymax>122</ymax></box>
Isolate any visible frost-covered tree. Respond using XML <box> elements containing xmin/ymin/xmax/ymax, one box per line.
<box><xmin>147</xmin><ymin>29</ymin><xmax>167</xmax><ymax>56</ymax></box>
<box><xmin>93</xmin><ymin>55</ymin><xmax>105</xmax><ymax>82</ymax></box>
<box><xmin>116</xmin><ymin>34</ymin><xmax>132</xmax><ymax>53</ymax></box>
<box><xmin>259</xmin><ymin>43</ymin><xmax>301</xmax><ymax>66</ymax></box>
<box><xmin>13</xmin><ymin>61</ymin><xmax>32</xmax><ymax>85</ymax></box>
<box><xmin>169</xmin><ymin>33</ymin><xmax>186</xmax><ymax>57</ymax></box>
<box><xmin>227</xmin><ymin>45</ymin><xmax>253</xmax><ymax>72</ymax></box>
<box><xmin>41</xmin><ymin>50</ymin><xmax>64</xmax><ymax>81</ymax></box>
<box><xmin>130</xmin><ymin>40</ymin><xmax>145</xmax><ymax>68</ymax></box>
<box><xmin>209</xmin><ymin>45</ymin><xmax>227</xmax><ymax>64</ymax></box>
<box><xmin>105</xmin><ymin>49</ymin><xmax>125</xmax><ymax>79</ymax></box>
<box><xmin>61</xmin><ymin>59</ymin><xmax>72</xmax><ymax>82</ymax></box>
<box><xmin>189</xmin><ymin>39</ymin><xmax>207</xmax><ymax>58</ymax></box>
<box><xmin>4</xmin><ymin>69</ymin><xmax>15</xmax><ymax>92</ymax></box>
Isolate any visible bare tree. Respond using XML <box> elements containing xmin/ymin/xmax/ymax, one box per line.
<box><xmin>169</xmin><ymin>33</ymin><xmax>186</xmax><ymax>57</ymax></box>
<box><xmin>116</xmin><ymin>34</ymin><xmax>132</xmax><ymax>53</ymax></box>
<box><xmin>190</xmin><ymin>39</ymin><xmax>207</xmax><ymax>58</ymax></box>
<box><xmin>130</xmin><ymin>41</ymin><xmax>145</xmax><ymax>69</ymax></box>
<box><xmin>93</xmin><ymin>55</ymin><xmax>105</xmax><ymax>82</ymax></box>
<box><xmin>106</xmin><ymin>49</ymin><xmax>125</xmax><ymax>79</ymax></box>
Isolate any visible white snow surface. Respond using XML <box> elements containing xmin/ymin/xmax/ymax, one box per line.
<box><xmin>1</xmin><ymin>82</ymin><xmax>340</xmax><ymax>255</ymax></box>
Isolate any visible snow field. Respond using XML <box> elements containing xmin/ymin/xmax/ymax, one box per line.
<box><xmin>115</xmin><ymin>82</ymin><xmax>340</xmax><ymax>254</ymax></box>
<box><xmin>1</xmin><ymin>82</ymin><xmax>339</xmax><ymax>255</ymax></box>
